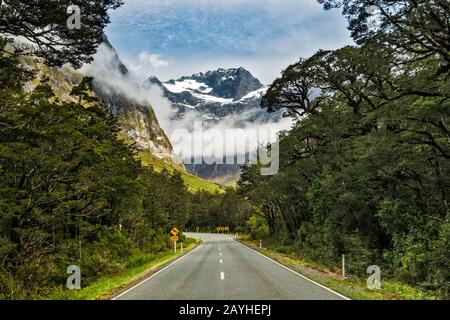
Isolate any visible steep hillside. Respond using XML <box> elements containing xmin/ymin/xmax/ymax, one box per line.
<box><xmin>88</xmin><ymin>39</ymin><xmax>185</xmax><ymax>172</ymax></box>
<box><xmin>21</xmin><ymin>43</ymin><xmax>225</xmax><ymax>193</ymax></box>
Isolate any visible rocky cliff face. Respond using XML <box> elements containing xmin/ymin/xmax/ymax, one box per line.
<box><xmin>24</xmin><ymin>40</ymin><xmax>183</xmax><ymax>172</ymax></box>
<box><xmin>89</xmin><ymin>40</ymin><xmax>184</xmax><ymax>171</ymax></box>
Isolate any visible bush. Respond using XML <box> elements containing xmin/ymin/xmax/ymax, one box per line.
<box><xmin>246</xmin><ymin>215</ymin><xmax>270</xmax><ymax>240</ymax></box>
<box><xmin>82</xmin><ymin>226</ymin><xmax>132</xmax><ymax>282</ymax></box>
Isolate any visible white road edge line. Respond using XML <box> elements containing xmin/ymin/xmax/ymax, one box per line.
<box><xmin>111</xmin><ymin>243</ymin><xmax>204</xmax><ymax>300</ymax></box>
<box><xmin>228</xmin><ymin>236</ymin><xmax>351</xmax><ymax>300</ymax></box>
<box><xmin>220</xmin><ymin>272</ymin><xmax>225</xmax><ymax>280</ymax></box>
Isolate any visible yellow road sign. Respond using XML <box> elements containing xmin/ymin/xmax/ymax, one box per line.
<box><xmin>170</xmin><ymin>227</ymin><xmax>179</xmax><ymax>236</ymax></box>
<box><xmin>171</xmin><ymin>235</ymin><xmax>179</xmax><ymax>241</ymax></box>
<box><xmin>216</xmin><ymin>226</ymin><xmax>230</xmax><ymax>232</ymax></box>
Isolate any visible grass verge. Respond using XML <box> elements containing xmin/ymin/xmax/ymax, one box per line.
<box><xmin>49</xmin><ymin>238</ymin><xmax>201</xmax><ymax>300</ymax></box>
<box><xmin>238</xmin><ymin>236</ymin><xmax>441</xmax><ymax>300</ymax></box>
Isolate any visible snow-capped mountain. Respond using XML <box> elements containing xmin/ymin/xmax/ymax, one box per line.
<box><xmin>145</xmin><ymin>68</ymin><xmax>285</xmax><ymax>184</ymax></box>
<box><xmin>146</xmin><ymin>68</ymin><xmax>281</xmax><ymax>125</ymax></box>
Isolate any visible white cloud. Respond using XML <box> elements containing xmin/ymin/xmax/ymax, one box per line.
<box><xmin>138</xmin><ymin>51</ymin><xmax>172</xmax><ymax>69</ymax></box>
<box><xmin>108</xmin><ymin>0</ymin><xmax>352</xmax><ymax>84</ymax></box>
<box><xmin>169</xmin><ymin>109</ymin><xmax>293</xmax><ymax>161</ymax></box>
<box><xmin>81</xmin><ymin>45</ymin><xmax>175</xmax><ymax>134</ymax></box>
<box><xmin>122</xmin><ymin>50</ymin><xmax>173</xmax><ymax>82</ymax></box>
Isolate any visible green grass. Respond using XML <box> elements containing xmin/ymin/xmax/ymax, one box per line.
<box><xmin>48</xmin><ymin>239</ymin><xmax>200</xmax><ymax>300</ymax></box>
<box><xmin>137</xmin><ymin>150</ymin><xmax>180</xmax><ymax>172</ymax></box>
<box><xmin>239</xmin><ymin>237</ymin><xmax>441</xmax><ymax>300</ymax></box>
<box><xmin>181</xmin><ymin>172</ymin><xmax>224</xmax><ymax>194</ymax></box>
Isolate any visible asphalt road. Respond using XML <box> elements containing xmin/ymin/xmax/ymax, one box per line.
<box><xmin>113</xmin><ymin>233</ymin><xmax>348</xmax><ymax>300</ymax></box>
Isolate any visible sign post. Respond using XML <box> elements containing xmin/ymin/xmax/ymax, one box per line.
<box><xmin>170</xmin><ymin>227</ymin><xmax>179</xmax><ymax>253</ymax></box>
<box><xmin>216</xmin><ymin>226</ymin><xmax>230</xmax><ymax>234</ymax></box>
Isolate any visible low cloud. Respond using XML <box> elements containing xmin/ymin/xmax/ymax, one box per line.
<box><xmin>82</xmin><ymin>44</ymin><xmax>293</xmax><ymax>162</ymax></box>
<box><xmin>169</xmin><ymin>108</ymin><xmax>293</xmax><ymax>161</ymax></box>
<box><xmin>80</xmin><ymin>44</ymin><xmax>176</xmax><ymax>134</ymax></box>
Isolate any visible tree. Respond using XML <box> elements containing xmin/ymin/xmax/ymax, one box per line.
<box><xmin>238</xmin><ymin>1</ymin><xmax>450</xmax><ymax>294</ymax></box>
<box><xmin>0</xmin><ymin>0</ymin><xmax>123</xmax><ymax>67</ymax></box>
<box><xmin>0</xmin><ymin>77</ymin><xmax>144</xmax><ymax>297</ymax></box>
<box><xmin>317</xmin><ymin>0</ymin><xmax>450</xmax><ymax>73</ymax></box>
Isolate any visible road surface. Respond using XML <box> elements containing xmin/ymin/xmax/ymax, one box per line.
<box><xmin>113</xmin><ymin>233</ymin><xmax>347</xmax><ymax>300</ymax></box>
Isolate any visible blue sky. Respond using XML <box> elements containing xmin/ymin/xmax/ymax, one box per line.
<box><xmin>105</xmin><ymin>0</ymin><xmax>352</xmax><ymax>84</ymax></box>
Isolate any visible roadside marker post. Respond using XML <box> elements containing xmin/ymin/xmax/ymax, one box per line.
<box><xmin>342</xmin><ymin>254</ymin><xmax>346</xmax><ymax>279</ymax></box>
<box><xmin>259</xmin><ymin>239</ymin><xmax>262</xmax><ymax>249</ymax></box>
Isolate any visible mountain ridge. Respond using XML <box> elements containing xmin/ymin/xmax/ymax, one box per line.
<box><xmin>146</xmin><ymin>67</ymin><xmax>279</xmax><ymax>125</ymax></box>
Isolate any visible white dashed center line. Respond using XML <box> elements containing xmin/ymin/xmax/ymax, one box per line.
<box><xmin>220</xmin><ymin>272</ymin><xmax>225</xmax><ymax>280</ymax></box>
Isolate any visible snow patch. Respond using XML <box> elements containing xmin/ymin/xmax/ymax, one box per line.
<box><xmin>191</xmin><ymin>92</ymin><xmax>233</xmax><ymax>104</ymax></box>
<box><xmin>163</xmin><ymin>79</ymin><xmax>212</xmax><ymax>94</ymax></box>
<box><xmin>240</xmin><ymin>86</ymin><xmax>268</xmax><ymax>100</ymax></box>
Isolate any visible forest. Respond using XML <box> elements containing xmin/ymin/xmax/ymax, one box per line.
<box><xmin>0</xmin><ymin>0</ymin><xmax>196</xmax><ymax>299</ymax></box>
<box><xmin>231</xmin><ymin>0</ymin><xmax>449</xmax><ymax>296</ymax></box>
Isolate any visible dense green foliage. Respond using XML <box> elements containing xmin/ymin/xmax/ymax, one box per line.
<box><xmin>0</xmin><ymin>60</ymin><xmax>192</xmax><ymax>298</ymax></box>
<box><xmin>0</xmin><ymin>2</ymin><xmax>195</xmax><ymax>299</ymax></box>
<box><xmin>236</xmin><ymin>1</ymin><xmax>449</xmax><ymax>295</ymax></box>
<box><xmin>0</xmin><ymin>0</ymin><xmax>123</xmax><ymax>68</ymax></box>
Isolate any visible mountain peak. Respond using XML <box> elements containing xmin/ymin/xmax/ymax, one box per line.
<box><xmin>146</xmin><ymin>75</ymin><xmax>163</xmax><ymax>86</ymax></box>
<box><xmin>172</xmin><ymin>67</ymin><xmax>263</xmax><ymax>100</ymax></box>
<box><xmin>100</xmin><ymin>36</ymin><xmax>129</xmax><ymax>76</ymax></box>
